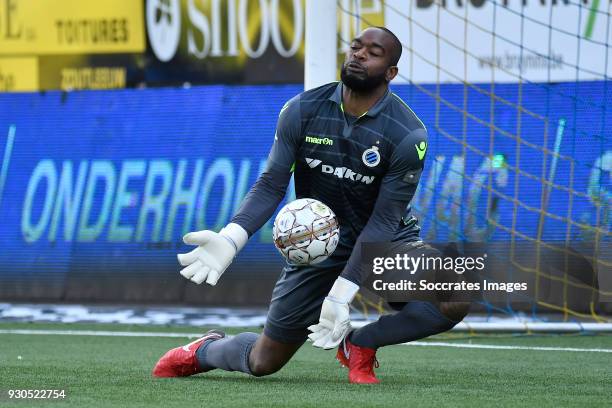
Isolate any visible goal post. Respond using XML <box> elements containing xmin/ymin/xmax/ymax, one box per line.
<box><xmin>304</xmin><ymin>0</ymin><xmax>337</xmax><ymax>90</ymax></box>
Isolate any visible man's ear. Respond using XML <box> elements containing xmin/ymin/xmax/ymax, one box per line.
<box><xmin>386</xmin><ymin>66</ymin><xmax>399</xmax><ymax>82</ymax></box>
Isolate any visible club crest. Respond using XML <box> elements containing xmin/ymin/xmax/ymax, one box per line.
<box><xmin>362</xmin><ymin>146</ymin><xmax>381</xmax><ymax>167</ymax></box>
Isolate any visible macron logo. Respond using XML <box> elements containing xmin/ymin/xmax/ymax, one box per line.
<box><xmin>305</xmin><ymin>136</ymin><xmax>333</xmax><ymax>146</ymax></box>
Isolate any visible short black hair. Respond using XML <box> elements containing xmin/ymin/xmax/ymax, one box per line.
<box><xmin>373</xmin><ymin>26</ymin><xmax>402</xmax><ymax>66</ymax></box>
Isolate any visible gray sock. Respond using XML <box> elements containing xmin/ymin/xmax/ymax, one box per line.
<box><xmin>196</xmin><ymin>332</ymin><xmax>259</xmax><ymax>374</ymax></box>
<box><xmin>350</xmin><ymin>301</ymin><xmax>456</xmax><ymax>349</ymax></box>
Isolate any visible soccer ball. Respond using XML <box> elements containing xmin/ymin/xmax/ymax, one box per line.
<box><xmin>273</xmin><ymin>198</ymin><xmax>340</xmax><ymax>265</ymax></box>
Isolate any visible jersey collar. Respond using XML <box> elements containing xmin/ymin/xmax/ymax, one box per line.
<box><xmin>328</xmin><ymin>81</ymin><xmax>392</xmax><ymax>118</ymax></box>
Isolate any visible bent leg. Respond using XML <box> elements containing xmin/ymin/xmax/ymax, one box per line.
<box><xmin>351</xmin><ymin>242</ymin><xmax>472</xmax><ymax>349</ymax></box>
<box><xmin>248</xmin><ymin>334</ymin><xmax>304</xmax><ymax>376</ymax></box>
<box><xmin>197</xmin><ymin>260</ymin><xmax>345</xmax><ymax>376</ymax></box>
<box><xmin>350</xmin><ymin>301</ymin><xmax>466</xmax><ymax>349</ymax></box>
<box><xmin>197</xmin><ymin>331</ymin><xmax>303</xmax><ymax>377</ymax></box>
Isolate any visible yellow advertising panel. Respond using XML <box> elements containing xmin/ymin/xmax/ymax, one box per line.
<box><xmin>0</xmin><ymin>57</ymin><xmax>38</xmax><ymax>91</ymax></box>
<box><xmin>37</xmin><ymin>54</ymin><xmax>138</xmax><ymax>91</ymax></box>
<box><xmin>0</xmin><ymin>0</ymin><xmax>387</xmax><ymax>91</ymax></box>
<box><xmin>0</xmin><ymin>0</ymin><xmax>145</xmax><ymax>55</ymax></box>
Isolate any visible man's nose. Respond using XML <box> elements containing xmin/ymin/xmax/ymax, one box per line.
<box><xmin>353</xmin><ymin>48</ymin><xmax>367</xmax><ymax>60</ymax></box>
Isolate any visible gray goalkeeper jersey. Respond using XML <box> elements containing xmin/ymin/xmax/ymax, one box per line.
<box><xmin>232</xmin><ymin>82</ymin><xmax>427</xmax><ymax>285</ymax></box>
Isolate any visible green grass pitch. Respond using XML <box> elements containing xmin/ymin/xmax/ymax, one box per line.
<box><xmin>1</xmin><ymin>322</ymin><xmax>611</xmax><ymax>407</ymax></box>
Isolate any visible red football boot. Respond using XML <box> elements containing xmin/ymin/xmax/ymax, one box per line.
<box><xmin>152</xmin><ymin>330</ymin><xmax>225</xmax><ymax>377</ymax></box>
<box><xmin>337</xmin><ymin>337</ymin><xmax>380</xmax><ymax>384</ymax></box>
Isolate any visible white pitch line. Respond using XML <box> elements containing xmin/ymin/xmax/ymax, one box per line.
<box><xmin>405</xmin><ymin>341</ymin><xmax>612</xmax><ymax>353</ymax></box>
<box><xmin>0</xmin><ymin>329</ymin><xmax>203</xmax><ymax>338</ymax></box>
<box><xmin>1</xmin><ymin>329</ymin><xmax>611</xmax><ymax>353</ymax></box>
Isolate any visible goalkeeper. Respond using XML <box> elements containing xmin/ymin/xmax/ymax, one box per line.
<box><xmin>153</xmin><ymin>27</ymin><xmax>469</xmax><ymax>384</ymax></box>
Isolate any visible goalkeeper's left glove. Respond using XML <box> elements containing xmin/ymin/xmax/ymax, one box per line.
<box><xmin>308</xmin><ymin>277</ymin><xmax>360</xmax><ymax>349</ymax></box>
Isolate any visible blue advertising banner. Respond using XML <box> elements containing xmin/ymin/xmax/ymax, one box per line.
<box><xmin>0</xmin><ymin>82</ymin><xmax>609</xmax><ymax>301</ymax></box>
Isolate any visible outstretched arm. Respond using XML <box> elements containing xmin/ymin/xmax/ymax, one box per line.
<box><xmin>178</xmin><ymin>97</ymin><xmax>302</xmax><ymax>285</ymax></box>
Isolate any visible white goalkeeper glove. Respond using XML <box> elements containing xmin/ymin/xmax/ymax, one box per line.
<box><xmin>308</xmin><ymin>277</ymin><xmax>360</xmax><ymax>349</ymax></box>
<box><xmin>177</xmin><ymin>223</ymin><xmax>248</xmax><ymax>286</ymax></box>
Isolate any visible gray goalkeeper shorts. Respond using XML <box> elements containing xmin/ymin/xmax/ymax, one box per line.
<box><xmin>263</xmin><ymin>240</ymin><xmax>428</xmax><ymax>344</ymax></box>
<box><xmin>263</xmin><ymin>256</ymin><xmax>346</xmax><ymax>344</ymax></box>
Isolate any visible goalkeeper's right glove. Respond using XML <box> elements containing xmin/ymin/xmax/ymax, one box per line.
<box><xmin>308</xmin><ymin>277</ymin><xmax>360</xmax><ymax>349</ymax></box>
<box><xmin>177</xmin><ymin>223</ymin><xmax>248</xmax><ymax>286</ymax></box>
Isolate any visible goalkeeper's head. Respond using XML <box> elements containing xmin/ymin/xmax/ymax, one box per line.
<box><xmin>341</xmin><ymin>26</ymin><xmax>402</xmax><ymax>93</ymax></box>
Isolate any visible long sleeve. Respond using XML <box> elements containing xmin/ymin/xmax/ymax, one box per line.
<box><xmin>231</xmin><ymin>97</ymin><xmax>302</xmax><ymax>236</ymax></box>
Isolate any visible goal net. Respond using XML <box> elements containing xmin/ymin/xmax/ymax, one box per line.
<box><xmin>330</xmin><ymin>0</ymin><xmax>611</xmax><ymax>330</ymax></box>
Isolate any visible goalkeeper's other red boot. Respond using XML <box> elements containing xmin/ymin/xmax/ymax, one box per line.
<box><xmin>152</xmin><ymin>330</ymin><xmax>225</xmax><ymax>377</ymax></box>
<box><xmin>342</xmin><ymin>338</ymin><xmax>380</xmax><ymax>384</ymax></box>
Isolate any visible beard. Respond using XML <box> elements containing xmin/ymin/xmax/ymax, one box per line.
<box><xmin>340</xmin><ymin>63</ymin><xmax>387</xmax><ymax>93</ymax></box>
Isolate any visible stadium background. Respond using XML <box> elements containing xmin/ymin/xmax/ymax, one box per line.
<box><xmin>0</xmin><ymin>0</ymin><xmax>609</xmax><ymax>317</ymax></box>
